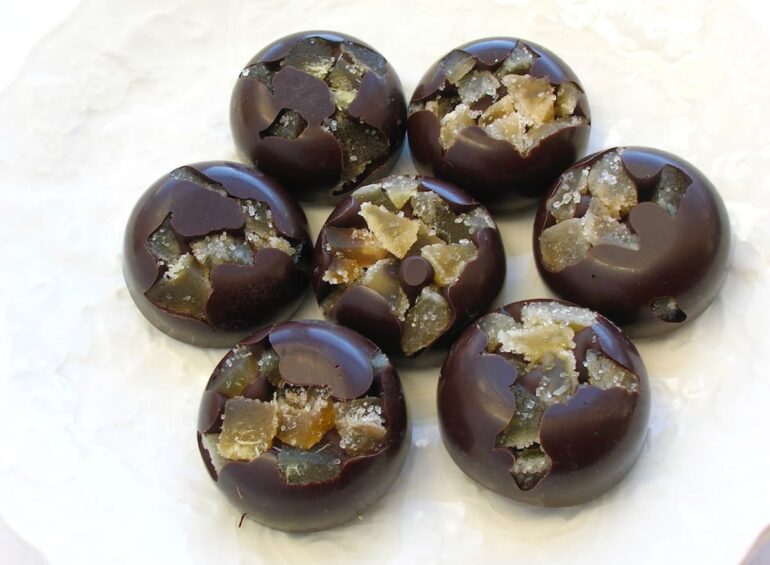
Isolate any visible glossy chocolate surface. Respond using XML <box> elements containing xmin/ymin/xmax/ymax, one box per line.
<box><xmin>313</xmin><ymin>176</ymin><xmax>506</xmax><ymax>360</ymax></box>
<box><xmin>408</xmin><ymin>37</ymin><xmax>590</xmax><ymax>211</ymax></box>
<box><xmin>437</xmin><ymin>299</ymin><xmax>650</xmax><ymax>507</ymax></box>
<box><xmin>123</xmin><ymin>161</ymin><xmax>312</xmax><ymax>347</ymax></box>
<box><xmin>197</xmin><ymin>321</ymin><xmax>409</xmax><ymax>531</ymax></box>
<box><xmin>533</xmin><ymin>147</ymin><xmax>730</xmax><ymax>337</ymax></box>
<box><xmin>231</xmin><ymin>31</ymin><xmax>407</xmax><ymax>204</ymax></box>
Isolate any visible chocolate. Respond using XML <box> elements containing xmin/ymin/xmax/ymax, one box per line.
<box><xmin>408</xmin><ymin>38</ymin><xmax>591</xmax><ymax>211</ymax></box>
<box><xmin>437</xmin><ymin>299</ymin><xmax>650</xmax><ymax>506</ymax></box>
<box><xmin>196</xmin><ymin>320</ymin><xmax>409</xmax><ymax>531</ymax></box>
<box><xmin>313</xmin><ymin>175</ymin><xmax>506</xmax><ymax>359</ymax></box>
<box><xmin>123</xmin><ymin>161</ymin><xmax>312</xmax><ymax>347</ymax></box>
<box><xmin>230</xmin><ymin>31</ymin><xmax>407</xmax><ymax>204</ymax></box>
<box><xmin>533</xmin><ymin>147</ymin><xmax>730</xmax><ymax>337</ymax></box>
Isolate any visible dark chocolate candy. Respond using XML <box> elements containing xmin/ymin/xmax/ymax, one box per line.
<box><xmin>231</xmin><ymin>31</ymin><xmax>407</xmax><ymax>204</ymax></box>
<box><xmin>533</xmin><ymin>146</ymin><xmax>730</xmax><ymax>337</ymax></box>
<box><xmin>197</xmin><ymin>320</ymin><xmax>409</xmax><ymax>532</ymax></box>
<box><xmin>123</xmin><ymin>161</ymin><xmax>312</xmax><ymax>347</ymax></box>
<box><xmin>408</xmin><ymin>37</ymin><xmax>591</xmax><ymax>211</ymax></box>
<box><xmin>312</xmin><ymin>175</ymin><xmax>506</xmax><ymax>360</ymax></box>
<box><xmin>437</xmin><ymin>299</ymin><xmax>650</xmax><ymax>506</ymax></box>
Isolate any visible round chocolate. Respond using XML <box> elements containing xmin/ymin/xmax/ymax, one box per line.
<box><xmin>408</xmin><ymin>37</ymin><xmax>591</xmax><ymax>211</ymax></box>
<box><xmin>123</xmin><ymin>161</ymin><xmax>312</xmax><ymax>347</ymax></box>
<box><xmin>533</xmin><ymin>146</ymin><xmax>730</xmax><ymax>337</ymax></box>
<box><xmin>312</xmin><ymin>175</ymin><xmax>506</xmax><ymax>360</ymax></box>
<box><xmin>230</xmin><ymin>31</ymin><xmax>407</xmax><ymax>204</ymax></box>
<box><xmin>197</xmin><ymin>320</ymin><xmax>409</xmax><ymax>531</ymax></box>
<box><xmin>437</xmin><ymin>299</ymin><xmax>650</xmax><ymax>507</ymax></box>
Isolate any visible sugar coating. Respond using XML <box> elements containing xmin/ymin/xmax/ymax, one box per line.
<box><xmin>218</xmin><ymin>398</ymin><xmax>278</xmax><ymax>461</ymax></box>
<box><xmin>478</xmin><ymin>312</ymin><xmax>518</xmax><ymax>352</ymax></box>
<box><xmin>401</xmin><ymin>286</ymin><xmax>451</xmax><ymax>356</ymax></box>
<box><xmin>200</xmin><ymin>433</ymin><xmax>227</xmax><ymax>473</ymax></box>
<box><xmin>147</xmin><ymin>216</ymin><xmax>181</xmax><ymax>264</ymax></box>
<box><xmin>191</xmin><ymin>233</ymin><xmax>253</xmax><ymax>272</ymax></box>
<box><xmin>263</xmin><ymin>109</ymin><xmax>307</xmax><ymax>139</ymax></box>
<box><xmin>458</xmin><ymin>70</ymin><xmax>501</xmax><ymax>105</ymax></box>
<box><xmin>381</xmin><ymin>176</ymin><xmax>420</xmax><ymax>209</ymax></box>
<box><xmin>495</xmin><ymin>42</ymin><xmax>536</xmax><ymax>78</ymax></box>
<box><xmin>584</xmin><ymin>350</ymin><xmax>640</xmax><ymax>393</ymax></box>
<box><xmin>146</xmin><ymin>253</ymin><xmax>211</xmax><ymax>320</ymax></box>
<box><xmin>520</xmin><ymin>302</ymin><xmax>596</xmax><ymax>330</ymax></box>
<box><xmin>497</xmin><ymin>386</ymin><xmax>543</xmax><ymax>450</ymax></box>
<box><xmin>334</xmin><ymin>397</ymin><xmax>387</xmax><ymax>456</ymax></box>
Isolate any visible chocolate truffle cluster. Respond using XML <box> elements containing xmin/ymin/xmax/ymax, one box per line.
<box><xmin>121</xmin><ymin>29</ymin><xmax>730</xmax><ymax>531</ymax></box>
<box><xmin>123</xmin><ymin>161</ymin><xmax>312</xmax><ymax>347</ymax></box>
<box><xmin>313</xmin><ymin>175</ymin><xmax>505</xmax><ymax>358</ymax></box>
<box><xmin>231</xmin><ymin>31</ymin><xmax>407</xmax><ymax>203</ymax></box>
<box><xmin>438</xmin><ymin>300</ymin><xmax>649</xmax><ymax>506</ymax></box>
<box><xmin>408</xmin><ymin>38</ymin><xmax>590</xmax><ymax>209</ymax></box>
<box><xmin>197</xmin><ymin>321</ymin><xmax>408</xmax><ymax>531</ymax></box>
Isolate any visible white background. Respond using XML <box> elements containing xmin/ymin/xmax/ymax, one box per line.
<box><xmin>1</xmin><ymin>1</ymin><xmax>769</xmax><ymax>563</ymax></box>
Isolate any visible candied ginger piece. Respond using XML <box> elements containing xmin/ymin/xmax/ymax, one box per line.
<box><xmin>501</xmin><ymin>74</ymin><xmax>556</xmax><ymax>126</ymax></box>
<box><xmin>652</xmin><ymin>165</ymin><xmax>691</xmax><ymax>217</ymax></box>
<box><xmin>359</xmin><ymin>203</ymin><xmax>420</xmax><ymax>259</ymax></box>
<box><xmin>382</xmin><ymin>176</ymin><xmax>420</xmax><ymax>209</ymax></box>
<box><xmin>497</xmin><ymin>385</ymin><xmax>543</xmax><ymax>450</ymax></box>
<box><xmin>277</xmin><ymin>445</ymin><xmax>341</xmax><ymax>484</ymax></box>
<box><xmin>401</xmin><ymin>286</ymin><xmax>451</xmax><ymax>356</ymax></box>
<box><xmin>587</xmin><ymin>151</ymin><xmax>638</xmax><ymax>218</ymax></box>
<box><xmin>511</xmin><ymin>446</ymin><xmax>551</xmax><ymax>490</ymax></box>
<box><xmin>482</xmin><ymin>110</ymin><xmax>526</xmax><ymax>143</ymax></box>
<box><xmin>324</xmin><ymin>226</ymin><xmax>388</xmax><ymax>265</ymax></box>
<box><xmin>263</xmin><ymin>109</ymin><xmax>307</xmax><ymax>139</ymax></box>
<box><xmin>442</xmin><ymin>50</ymin><xmax>477</xmax><ymax>85</ymax></box>
<box><xmin>217</xmin><ymin>398</ymin><xmax>278</xmax><ymax>461</ymax></box>
<box><xmin>351</xmin><ymin>183</ymin><xmax>396</xmax><ymax>210</ymax></box>
<box><xmin>497</xmin><ymin>323</ymin><xmax>576</xmax><ymax>375</ymax></box>
<box><xmin>582</xmin><ymin>199</ymin><xmax>639</xmax><ymax>250</ymax></box>
<box><xmin>191</xmin><ymin>233</ymin><xmax>253</xmax><ymax>272</ymax></box>
<box><xmin>200</xmin><ymin>433</ymin><xmax>226</xmax><ymax>473</ymax></box>
<box><xmin>215</xmin><ymin>346</ymin><xmax>258</xmax><ymax>397</ymax></box>
<box><xmin>438</xmin><ymin>103</ymin><xmax>477</xmax><ymax>149</ymax></box>
<box><xmin>525</xmin><ymin>116</ymin><xmax>585</xmax><ymax>150</ymax></box>
<box><xmin>257</xmin><ymin>349</ymin><xmax>282</xmax><ymax>387</ymax></box>
<box><xmin>458</xmin><ymin>70</ymin><xmax>501</xmax><ymax>105</ymax></box>
<box><xmin>334</xmin><ymin>113</ymin><xmax>390</xmax><ymax>187</ymax></box>
<box><xmin>495</xmin><ymin>42</ymin><xmax>536</xmax><ymax>78</ymax></box>
<box><xmin>520</xmin><ymin>302</ymin><xmax>596</xmax><ymax>331</ymax></box>
<box><xmin>327</xmin><ymin>56</ymin><xmax>364</xmax><ymax>110</ymax></box>
<box><xmin>478</xmin><ymin>312</ymin><xmax>518</xmax><ymax>352</ymax></box>
<box><xmin>585</xmin><ymin>350</ymin><xmax>639</xmax><ymax>393</ymax></box>
<box><xmin>420</xmin><ymin>241</ymin><xmax>478</xmax><ymax>286</ymax></box>
<box><xmin>359</xmin><ymin>259</ymin><xmax>410</xmax><ymax>320</ymax></box>
<box><xmin>650</xmin><ymin>296</ymin><xmax>687</xmax><ymax>323</ymax></box>
<box><xmin>281</xmin><ymin>37</ymin><xmax>336</xmax><ymax>79</ymax></box>
<box><xmin>341</xmin><ymin>42</ymin><xmax>386</xmax><ymax>73</ymax></box>
<box><xmin>241</xmin><ymin>199</ymin><xmax>274</xmax><ymax>241</ymax></box>
<box><xmin>409</xmin><ymin>191</ymin><xmax>473</xmax><ymax>243</ymax></box>
<box><xmin>148</xmin><ymin>216</ymin><xmax>181</xmax><ymax>264</ymax></box>
<box><xmin>535</xmin><ymin>358</ymin><xmax>578</xmax><ymax>406</ymax></box>
<box><xmin>424</xmin><ymin>95</ymin><xmax>461</xmax><ymax>121</ymax></box>
<box><xmin>276</xmin><ymin>387</ymin><xmax>335</xmax><ymax>449</ymax></box>
<box><xmin>539</xmin><ymin>218</ymin><xmax>590</xmax><ymax>271</ymax></box>
<box><xmin>146</xmin><ymin>253</ymin><xmax>211</xmax><ymax>319</ymax></box>
<box><xmin>547</xmin><ymin>169</ymin><xmax>589</xmax><ymax>222</ymax></box>
<box><xmin>556</xmin><ymin>82</ymin><xmax>582</xmax><ymax>117</ymax></box>
<box><xmin>334</xmin><ymin>397</ymin><xmax>387</xmax><ymax>456</ymax></box>
<box><xmin>240</xmin><ymin>63</ymin><xmax>273</xmax><ymax>90</ymax></box>
<box><xmin>322</xmin><ymin>257</ymin><xmax>365</xmax><ymax>285</ymax></box>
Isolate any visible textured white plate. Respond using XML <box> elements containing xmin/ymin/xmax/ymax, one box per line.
<box><xmin>1</xmin><ymin>1</ymin><xmax>770</xmax><ymax>563</ymax></box>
